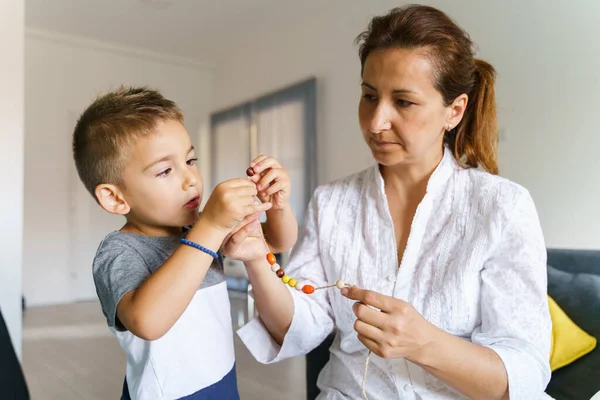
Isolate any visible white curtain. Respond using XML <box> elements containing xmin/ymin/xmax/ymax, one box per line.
<box><xmin>256</xmin><ymin>98</ymin><xmax>307</xmax><ymax>224</ymax></box>
<box><xmin>211</xmin><ymin>110</ymin><xmax>251</xmax><ymax>279</ymax></box>
<box><xmin>211</xmin><ymin>79</ymin><xmax>316</xmax><ymax>274</ymax></box>
<box><xmin>211</xmin><ymin>110</ymin><xmax>250</xmax><ymax>185</ymax></box>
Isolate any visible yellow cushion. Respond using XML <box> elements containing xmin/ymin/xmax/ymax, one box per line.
<box><xmin>548</xmin><ymin>295</ymin><xmax>597</xmax><ymax>371</ymax></box>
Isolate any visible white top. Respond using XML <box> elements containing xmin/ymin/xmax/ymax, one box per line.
<box><xmin>114</xmin><ymin>282</ymin><xmax>236</xmax><ymax>399</ymax></box>
<box><xmin>93</xmin><ymin>230</ymin><xmax>237</xmax><ymax>400</ymax></box>
<box><xmin>238</xmin><ymin>146</ymin><xmax>552</xmax><ymax>399</ymax></box>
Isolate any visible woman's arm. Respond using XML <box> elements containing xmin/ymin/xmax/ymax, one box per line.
<box><xmin>343</xmin><ymin>287</ymin><xmax>509</xmax><ymax>399</ymax></box>
<box><xmin>417</xmin><ymin>326</ymin><xmax>509</xmax><ymax>400</ymax></box>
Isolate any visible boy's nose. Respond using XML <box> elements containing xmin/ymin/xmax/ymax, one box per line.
<box><xmin>182</xmin><ymin>171</ymin><xmax>198</xmax><ymax>190</ymax></box>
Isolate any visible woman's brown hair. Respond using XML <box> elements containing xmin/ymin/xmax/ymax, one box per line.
<box><xmin>356</xmin><ymin>4</ymin><xmax>498</xmax><ymax>174</ymax></box>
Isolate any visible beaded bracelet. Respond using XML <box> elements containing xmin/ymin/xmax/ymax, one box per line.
<box><xmin>180</xmin><ymin>238</ymin><xmax>219</xmax><ymax>259</ymax></box>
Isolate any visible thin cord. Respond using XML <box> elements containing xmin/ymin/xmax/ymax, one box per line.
<box><xmin>314</xmin><ymin>284</ymin><xmax>337</xmax><ymax>290</ymax></box>
<box><xmin>362</xmin><ymin>350</ymin><xmax>372</xmax><ymax>400</ymax></box>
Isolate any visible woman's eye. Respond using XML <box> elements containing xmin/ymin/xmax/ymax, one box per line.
<box><xmin>362</xmin><ymin>94</ymin><xmax>377</xmax><ymax>102</ymax></box>
<box><xmin>396</xmin><ymin>99</ymin><xmax>413</xmax><ymax>107</ymax></box>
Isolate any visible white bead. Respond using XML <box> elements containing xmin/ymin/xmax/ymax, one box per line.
<box><xmin>271</xmin><ymin>263</ymin><xmax>280</xmax><ymax>272</ymax></box>
<box><xmin>336</xmin><ymin>280</ymin><xmax>345</xmax><ymax>289</ymax></box>
<box><xmin>295</xmin><ymin>283</ymin><xmax>303</xmax><ymax>291</ymax></box>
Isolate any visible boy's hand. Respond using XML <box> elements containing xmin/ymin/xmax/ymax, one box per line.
<box><xmin>221</xmin><ymin>214</ymin><xmax>269</xmax><ymax>262</ymax></box>
<box><xmin>202</xmin><ymin>179</ymin><xmax>272</xmax><ymax>233</ymax></box>
<box><xmin>247</xmin><ymin>155</ymin><xmax>291</xmax><ymax>211</ymax></box>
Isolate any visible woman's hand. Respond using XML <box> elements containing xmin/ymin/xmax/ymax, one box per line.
<box><xmin>343</xmin><ymin>285</ymin><xmax>510</xmax><ymax>399</ymax></box>
<box><xmin>341</xmin><ymin>286</ymin><xmax>439</xmax><ymax>362</ymax></box>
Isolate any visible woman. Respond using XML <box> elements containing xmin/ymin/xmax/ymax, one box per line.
<box><xmin>237</xmin><ymin>4</ymin><xmax>552</xmax><ymax>399</ymax></box>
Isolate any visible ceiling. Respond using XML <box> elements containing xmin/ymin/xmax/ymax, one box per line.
<box><xmin>25</xmin><ymin>0</ymin><xmax>323</xmax><ymax>63</ymax></box>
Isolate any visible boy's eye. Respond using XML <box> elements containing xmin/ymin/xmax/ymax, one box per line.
<box><xmin>157</xmin><ymin>168</ymin><xmax>172</xmax><ymax>177</ymax></box>
<box><xmin>187</xmin><ymin>157</ymin><xmax>198</xmax><ymax>166</ymax></box>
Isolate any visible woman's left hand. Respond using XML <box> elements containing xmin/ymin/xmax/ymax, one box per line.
<box><xmin>341</xmin><ymin>286</ymin><xmax>439</xmax><ymax>362</ymax></box>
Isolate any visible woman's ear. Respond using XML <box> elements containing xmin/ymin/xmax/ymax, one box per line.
<box><xmin>446</xmin><ymin>93</ymin><xmax>468</xmax><ymax>129</ymax></box>
<box><xmin>95</xmin><ymin>184</ymin><xmax>130</xmax><ymax>215</ymax></box>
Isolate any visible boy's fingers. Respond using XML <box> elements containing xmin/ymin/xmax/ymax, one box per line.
<box><xmin>247</xmin><ymin>202</ymin><xmax>272</xmax><ymax>215</ymax></box>
<box><xmin>225</xmin><ymin>178</ymin><xmax>258</xmax><ymax>189</ymax></box>
<box><xmin>228</xmin><ymin>184</ymin><xmax>258</xmax><ymax>199</ymax></box>
<box><xmin>230</xmin><ymin>215</ymin><xmax>258</xmax><ymax>237</ymax></box>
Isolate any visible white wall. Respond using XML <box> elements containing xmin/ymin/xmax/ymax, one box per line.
<box><xmin>0</xmin><ymin>0</ymin><xmax>25</xmax><ymax>357</ymax></box>
<box><xmin>23</xmin><ymin>30</ymin><xmax>214</xmax><ymax>306</ymax></box>
<box><xmin>212</xmin><ymin>0</ymin><xmax>600</xmax><ymax>250</ymax></box>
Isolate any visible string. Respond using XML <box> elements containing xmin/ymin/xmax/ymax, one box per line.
<box><xmin>314</xmin><ymin>283</ymin><xmax>338</xmax><ymax>290</ymax></box>
<box><xmin>362</xmin><ymin>350</ymin><xmax>372</xmax><ymax>400</ymax></box>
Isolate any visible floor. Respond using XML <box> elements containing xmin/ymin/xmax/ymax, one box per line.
<box><xmin>22</xmin><ymin>292</ymin><xmax>306</xmax><ymax>400</ymax></box>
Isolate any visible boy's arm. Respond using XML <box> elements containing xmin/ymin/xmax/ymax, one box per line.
<box><xmin>262</xmin><ymin>204</ymin><xmax>298</xmax><ymax>254</ymax></box>
<box><xmin>117</xmin><ymin>216</ymin><xmax>226</xmax><ymax>341</ymax></box>
<box><xmin>117</xmin><ymin>179</ymin><xmax>271</xmax><ymax>341</ymax></box>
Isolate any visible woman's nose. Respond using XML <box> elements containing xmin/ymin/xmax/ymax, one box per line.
<box><xmin>368</xmin><ymin>103</ymin><xmax>392</xmax><ymax>133</ymax></box>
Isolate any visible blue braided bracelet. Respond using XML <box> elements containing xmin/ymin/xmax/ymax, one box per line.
<box><xmin>180</xmin><ymin>238</ymin><xmax>219</xmax><ymax>259</ymax></box>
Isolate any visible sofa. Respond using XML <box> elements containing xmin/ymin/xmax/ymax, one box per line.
<box><xmin>305</xmin><ymin>249</ymin><xmax>600</xmax><ymax>400</ymax></box>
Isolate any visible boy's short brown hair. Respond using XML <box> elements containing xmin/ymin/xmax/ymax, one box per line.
<box><xmin>72</xmin><ymin>86</ymin><xmax>184</xmax><ymax>199</ymax></box>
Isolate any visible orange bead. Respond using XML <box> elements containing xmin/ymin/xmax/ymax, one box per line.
<box><xmin>266</xmin><ymin>253</ymin><xmax>277</xmax><ymax>265</ymax></box>
<box><xmin>302</xmin><ymin>285</ymin><xmax>315</xmax><ymax>294</ymax></box>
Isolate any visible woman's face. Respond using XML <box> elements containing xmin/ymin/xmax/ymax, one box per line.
<box><xmin>358</xmin><ymin>48</ymin><xmax>465</xmax><ymax>168</ymax></box>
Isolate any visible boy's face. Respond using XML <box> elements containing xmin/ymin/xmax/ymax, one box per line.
<box><xmin>119</xmin><ymin>119</ymin><xmax>203</xmax><ymax>236</ymax></box>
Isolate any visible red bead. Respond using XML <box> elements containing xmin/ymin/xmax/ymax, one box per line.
<box><xmin>302</xmin><ymin>285</ymin><xmax>315</xmax><ymax>294</ymax></box>
<box><xmin>266</xmin><ymin>253</ymin><xmax>277</xmax><ymax>265</ymax></box>
<box><xmin>246</xmin><ymin>167</ymin><xmax>255</xmax><ymax>177</ymax></box>
<box><xmin>276</xmin><ymin>269</ymin><xmax>285</xmax><ymax>278</ymax></box>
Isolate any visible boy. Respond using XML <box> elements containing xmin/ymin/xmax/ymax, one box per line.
<box><xmin>72</xmin><ymin>86</ymin><xmax>298</xmax><ymax>400</ymax></box>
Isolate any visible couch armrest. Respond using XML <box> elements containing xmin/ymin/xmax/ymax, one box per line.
<box><xmin>547</xmin><ymin>249</ymin><xmax>600</xmax><ymax>276</ymax></box>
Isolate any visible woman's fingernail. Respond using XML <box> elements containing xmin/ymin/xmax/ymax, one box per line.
<box><xmin>340</xmin><ymin>287</ymin><xmax>349</xmax><ymax>296</ymax></box>
<box><xmin>256</xmin><ymin>184</ymin><xmax>262</xmax><ymax>190</ymax></box>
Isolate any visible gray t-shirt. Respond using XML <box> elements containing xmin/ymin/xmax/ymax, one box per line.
<box><xmin>92</xmin><ymin>228</ymin><xmax>225</xmax><ymax>331</ymax></box>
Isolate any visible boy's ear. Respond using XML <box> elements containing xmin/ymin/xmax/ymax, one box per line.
<box><xmin>95</xmin><ymin>184</ymin><xmax>130</xmax><ymax>215</ymax></box>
